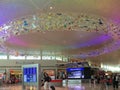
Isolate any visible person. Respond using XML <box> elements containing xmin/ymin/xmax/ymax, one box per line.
<box><xmin>90</xmin><ymin>75</ymin><xmax>95</xmax><ymax>87</ymax></box>
<box><xmin>96</xmin><ymin>75</ymin><xmax>100</xmax><ymax>84</ymax></box>
<box><xmin>106</xmin><ymin>75</ymin><xmax>111</xmax><ymax>89</ymax></box>
<box><xmin>43</xmin><ymin>72</ymin><xmax>52</xmax><ymax>90</ymax></box>
<box><xmin>100</xmin><ymin>76</ymin><xmax>107</xmax><ymax>90</ymax></box>
<box><xmin>113</xmin><ymin>74</ymin><xmax>119</xmax><ymax>90</ymax></box>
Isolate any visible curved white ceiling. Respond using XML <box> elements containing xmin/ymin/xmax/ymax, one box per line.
<box><xmin>0</xmin><ymin>0</ymin><xmax>120</xmax><ymax>65</ymax></box>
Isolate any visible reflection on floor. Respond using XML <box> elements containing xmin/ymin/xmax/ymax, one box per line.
<box><xmin>0</xmin><ymin>83</ymin><xmax>118</xmax><ymax>90</ymax></box>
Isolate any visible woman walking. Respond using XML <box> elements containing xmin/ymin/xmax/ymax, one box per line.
<box><xmin>43</xmin><ymin>72</ymin><xmax>52</xmax><ymax>90</ymax></box>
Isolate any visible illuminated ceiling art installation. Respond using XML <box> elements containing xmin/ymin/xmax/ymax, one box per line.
<box><xmin>0</xmin><ymin>13</ymin><xmax>120</xmax><ymax>57</ymax></box>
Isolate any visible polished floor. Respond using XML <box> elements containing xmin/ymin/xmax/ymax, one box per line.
<box><xmin>0</xmin><ymin>83</ymin><xmax>119</xmax><ymax>90</ymax></box>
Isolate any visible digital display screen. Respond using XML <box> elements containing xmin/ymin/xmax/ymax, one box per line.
<box><xmin>66</xmin><ymin>67</ymin><xmax>91</xmax><ymax>79</ymax></box>
<box><xmin>67</xmin><ymin>68</ymin><xmax>84</xmax><ymax>79</ymax></box>
<box><xmin>23</xmin><ymin>67</ymin><xmax>37</xmax><ymax>83</ymax></box>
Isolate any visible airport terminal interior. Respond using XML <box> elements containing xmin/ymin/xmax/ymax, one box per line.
<box><xmin>0</xmin><ymin>0</ymin><xmax>120</xmax><ymax>90</ymax></box>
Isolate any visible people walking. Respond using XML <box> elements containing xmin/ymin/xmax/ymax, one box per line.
<box><xmin>113</xmin><ymin>74</ymin><xmax>119</xmax><ymax>90</ymax></box>
<box><xmin>43</xmin><ymin>72</ymin><xmax>52</xmax><ymax>90</ymax></box>
<box><xmin>100</xmin><ymin>76</ymin><xmax>107</xmax><ymax>90</ymax></box>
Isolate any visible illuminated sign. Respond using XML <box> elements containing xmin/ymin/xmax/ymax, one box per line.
<box><xmin>66</xmin><ymin>67</ymin><xmax>91</xmax><ymax>79</ymax></box>
<box><xmin>23</xmin><ymin>67</ymin><xmax>37</xmax><ymax>83</ymax></box>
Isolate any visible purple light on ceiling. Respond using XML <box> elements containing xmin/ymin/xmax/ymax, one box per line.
<box><xmin>69</xmin><ymin>34</ymin><xmax>112</xmax><ymax>49</ymax></box>
<box><xmin>113</xmin><ymin>18</ymin><xmax>120</xmax><ymax>24</ymax></box>
<box><xmin>7</xmin><ymin>37</ymin><xmax>27</xmax><ymax>47</ymax></box>
<box><xmin>109</xmin><ymin>12</ymin><xmax>120</xmax><ymax>24</ymax></box>
<box><xmin>74</xmin><ymin>40</ymin><xmax>120</xmax><ymax>58</ymax></box>
<box><xmin>0</xmin><ymin>2</ymin><xmax>16</xmax><ymax>25</ymax></box>
<box><xmin>0</xmin><ymin>1</ymin><xmax>33</xmax><ymax>26</ymax></box>
<box><xmin>0</xmin><ymin>30</ymin><xmax>6</xmax><ymax>36</ymax></box>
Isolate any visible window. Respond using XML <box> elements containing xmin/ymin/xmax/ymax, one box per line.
<box><xmin>56</xmin><ymin>56</ymin><xmax>62</xmax><ymax>60</ymax></box>
<box><xmin>0</xmin><ymin>55</ymin><xmax>7</xmax><ymax>59</ymax></box>
<box><xmin>26</xmin><ymin>56</ymin><xmax>41</xmax><ymax>60</ymax></box>
<box><xmin>9</xmin><ymin>55</ymin><xmax>25</xmax><ymax>60</ymax></box>
<box><xmin>42</xmin><ymin>56</ymin><xmax>51</xmax><ymax>60</ymax></box>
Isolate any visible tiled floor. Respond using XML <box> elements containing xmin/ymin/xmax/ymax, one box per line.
<box><xmin>0</xmin><ymin>83</ymin><xmax>119</xmax><ymax>90</ymax></box>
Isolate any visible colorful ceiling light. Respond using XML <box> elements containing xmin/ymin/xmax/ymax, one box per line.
<box><xmin>0</xmin><ymin>13</ymin><xmax>120</xmax><ymax>57</ymax></box>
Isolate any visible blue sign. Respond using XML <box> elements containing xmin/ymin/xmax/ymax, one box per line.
<box><xmin>67</xmin><ymin>68</ymin><xmax>84</xmax><ymax>72</ymax></box>
<box><xmin>66</xmin><ymin>68</ymin><xmax>84</xmax><ymax>79</ymax></box>
<box><xmin>23</xmin><ymin>67</ymin><xmax>37</xmax><ymax>83</ymax></box>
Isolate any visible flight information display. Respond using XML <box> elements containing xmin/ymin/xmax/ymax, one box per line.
<box><xmin>67</xmin><ymin>68</ymin><xmax>84</xmax><ymax>79</ymax></box>
<box><xmin>23</xmin><ymin>67</ymin><xmax>37</xmax><ymax>83</ymax></box>
<box><xmin>66</xmin><ymin>67</ymin><xmax>91</xmax><ymax>79</ymax></box>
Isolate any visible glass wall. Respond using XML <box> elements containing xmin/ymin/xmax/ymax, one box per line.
<box><xmin>0</xmin><ymin>50</ymin><xmax>68</xmax><ymax>61</ymax></box>
<box><xmin>9</xmin><ymin>55</ymin><xmax>25</xmax><ymax>60</ymax></box>
<box><xmin>0</xmin><ymin>54</ymin><xmax>7</xmax><ymax>59</ymax></box>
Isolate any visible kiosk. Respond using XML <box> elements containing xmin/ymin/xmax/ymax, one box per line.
<box><xmin>22</xmin><ymin>64</ymin><xmax>41</xmax><ymax>90</ymax></box>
